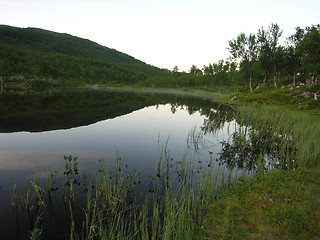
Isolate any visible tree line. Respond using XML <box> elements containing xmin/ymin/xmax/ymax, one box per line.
<box><xmin>140</xmin><ymin>23</ymin><xmax>319</xmax><ymax>91</ymax></box>
<box><xmin>228</xmin><ymin>23</ymin><xmax>320</xmax><ymax>93</ymax></box>
<box><xmin>0</xmin><ymin>24</ymin><xmax>318</xmax><ymax>90</ymax></box>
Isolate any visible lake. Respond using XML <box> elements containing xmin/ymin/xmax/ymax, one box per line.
<box><xmin>0</xmin><ymin>88</ymin><xmax>245</xmax><ymax>239</ymax></box>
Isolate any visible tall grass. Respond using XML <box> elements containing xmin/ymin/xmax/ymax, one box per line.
<box><xmin>236</xmin><ymin>104</ymin><xmax>320</xmax><ymax>168</ymax></box>
<box><xmin>79</xmin><ymin>150</ymin><xmax>225</xmax><ymax>240</ymax></box>
<box><xmin>12</xmin><ymin>148</ymin><xmax>233</xmax><ymax>239</ymax></box>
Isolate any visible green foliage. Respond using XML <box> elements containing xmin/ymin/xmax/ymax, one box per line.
<box><xmin>298</xmin><ymin>24</ymin><xmax>320</xmax><ymax>78</ymax></box>
<box><xmin>0</xmin><ymin>25</ymin><xmax>169</xmax><ymax>76</ymax></box>
<box><xmin>228</xmin><ymin>32</ymin><xmax>259</xmax><ymax>93</ymax></box>
<box><xmin>140</xmin><ymin>66</ymin><xmax>239</xmax><ymax>91</ymax></box>
<box><xmin>0</xmin><ymin>42</ymin><xmax>148</xmax><ymax>84</ymax></box>
<box><xmin>225</xmin><ymin>22</ymin><xmax>320</xmax><ymax>91</ymax></box>
<box><xmin>0</xmin><ymin>25</ymin><xmax>170</xmax><ymax>85</ymax></box>
<box><xmin>1</xmin><ymin>23</ymin><xmax>319</xmax><ymax>91</ymax></box>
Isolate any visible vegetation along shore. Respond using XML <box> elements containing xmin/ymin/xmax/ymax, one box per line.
<box><xmin>0</xmin><ymin>23</ymin><xmax>319</xmax><ymax>239</ymax></box>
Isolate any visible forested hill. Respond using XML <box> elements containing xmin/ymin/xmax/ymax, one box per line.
<box><xmin>0</xmin><ymin>25</ymin><xmax>170</xmax><ymax>84</ymax></box>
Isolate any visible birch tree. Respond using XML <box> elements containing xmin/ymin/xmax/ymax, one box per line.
<box><xmin>228</xmin><ymin>33</ymin><xmax>258</xmax><ymax>94</ymax></box>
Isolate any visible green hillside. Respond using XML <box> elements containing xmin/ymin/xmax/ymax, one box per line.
<box><xmin>0</xmin><ymin>25</ymin><xmax>170</xmax><ymax>85</ymax></box>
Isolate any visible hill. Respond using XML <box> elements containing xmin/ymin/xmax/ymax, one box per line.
<box><xmin>0</xmin><ymin>25</ymin><xmax>170</xmax><ymax>85</ymax></box>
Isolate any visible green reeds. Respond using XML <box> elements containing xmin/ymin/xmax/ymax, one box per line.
<box><xmin>12</xmin><ymin>140</ymin><xmax>239</xmax><ymax>239</ymax></box>
<box><xmin>76</xmin><ymin>148</ymin><xmax>229</xmax><ymax>240</ymax></box>
<box><xmin>15</xmin><ymin>176</ymin><xmax>45</xmax><ymax>240</ymax></box>
<box><xmin>236</xmin><ymin>104</ymin><xmax>320</xmax><ymax>168</ymax></box>
<box><xmin>187</xmin><ymin>125</ymin><xmax>204</xmax><ymax>151</ymax></box>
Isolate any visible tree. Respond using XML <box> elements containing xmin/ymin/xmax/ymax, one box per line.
<box><xmin>189</xmin><ymin>65</ymin><xmax>202</xmax><ymax>76</ymax></box>
<box><xmin>284</xmin><ymin>47</ymin><xmax>299</xmax><ymax>87</ymax></box>
<box><xmin>298</xmin><ymin>24</ymin><xmax>320</xmax><ymax>85</ymax></box>
<box><xmin>202</xmin><ymin>63</ymin><xmax>214</xmax><ymax>75</ymax></box>
<box><xmin>228</xmin><ymin>33</ymin><xmax>258</xmax><ymax>93</ymax></box>
<box><xmin>172</xmin><ymin>65</ymin><xmax>179</xmax><ymax>73</ymax></box>
<box><xmin>258</xmin><ymin>23</ymin><xmax>283</xmax><ymax>88</ymax></box>
<box><xmin>202</xmin><ymin>64</ymin><xmax>214</xmax><ymax>87</ymax></box>
<box><xmin>286</xmin><ymin>26</ymin><xmax>304</xmax><ymax>86</ymax></box>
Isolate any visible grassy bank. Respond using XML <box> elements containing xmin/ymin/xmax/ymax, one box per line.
<box><xmin>202</xmin><ymin>85</ymin><xmax>320</xmax><ymax>239</ymax></box>
<box><xmin>202</xmin><ymin>168</ymin><xmax>320</xmax><ymax>239</ymax></box>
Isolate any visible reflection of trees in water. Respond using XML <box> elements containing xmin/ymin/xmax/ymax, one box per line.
<box><xmin>217</xmin><ymin>125</ymin><xmax>297</xmax><ymax>172</ymax></box>
<box><xmin>0</xmin><ymin>89</ymin><xmax>224</xmax><ymax>132</ymax></box>
<box><xmin>184</xmin><ymin>104</ymin><xmax>298</xmax><ymax>173</ymax></box>
<box><xmin>168</xmin><ymin>100</ymin><xmax>235</xmax><ymax>135</ymax></box>
<box><xmin>200</xmin><ymin>104</ymin><xmax>235</xmax><ymax>134</ymax></box>
<box><xmin>0</xmin><ymin>76</ymin><xmax>3</xmax><ymax>94</ymax></box>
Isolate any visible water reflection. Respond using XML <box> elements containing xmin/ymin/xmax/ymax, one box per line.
<box><xmin>0</xmin><ymin>88</ymin><xmax>228</xmax><ymax>133</ymax></box>
<box><xmin>218</xmin><ymin>125</ymin><xmax>297</xmax><ymax>172</ymax></box>
<box><xmin>0</xmin><ymin>89</ymin><xmax>240</xmax><ymax>239</ymax></box>
<box><xmin>0</xmin><ymin>88</ymin><xmax>299</xmax><ymax>239</ymax></box>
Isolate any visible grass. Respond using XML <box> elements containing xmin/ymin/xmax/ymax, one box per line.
<box><xmin>89</xmin><ymin>84</ymin><xmax>234</xmax><ymax>101</ymax></box>
<box><xmin>201</xmin><ymin>168</ymin><xmax>320</xmax><ymax>240</ymax></box>
<box><xmin>223</xmin><ymin>84</ymin><xmax>320</xmax><ymax>113</ymax></box>
<box><xmin>201</xmin><ymin>83</ymin><xmax>320</xmax><ymax>239</ymax></box>
<box><xmin>235</xmin><ymin>103</ymin><xmax>320</xmax><ymax>168</ymax></box>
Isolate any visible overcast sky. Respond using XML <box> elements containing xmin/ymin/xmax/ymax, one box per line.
<box><xmin>1</xmin><ymin>0</ymin><xmax>319</xmax><ymax>71</ymax></box>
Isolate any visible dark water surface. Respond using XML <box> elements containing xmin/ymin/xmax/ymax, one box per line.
<box><xmin>0</xmin><ymin>88</ymin><xmax>239</xmax><ymax>239</ymax></box>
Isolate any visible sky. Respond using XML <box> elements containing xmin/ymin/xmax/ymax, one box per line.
<box><xmin>0</xmin><ymin>0</ymin><xmax>319</xmax><ymax>71</ymax></box>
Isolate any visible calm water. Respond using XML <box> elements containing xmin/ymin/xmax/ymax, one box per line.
<box><xmin>0</xmin><ymin>88</ymin><xmax>238</xmax><ymax>239</ymax></box>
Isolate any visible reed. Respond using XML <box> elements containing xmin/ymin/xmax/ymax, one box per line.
<box><xmin>187</xmin><ymin>125</ymin><xmax>205</xmax><ymax>151</ymax></box>
<box><xmin>63</xmin><ymin>145</ymin><xmax>232</xmax><ymax>240</ymax></box>
<box><xmin>17</xmin><ymin>177</ymin><xmax>45</xmax><ymax>240</ymax></box>
<box><xmin>13</xmin><ymin>132</ymin><xmax>244</xmax><ymax>239</ymax></box>
<box><xmin>236</xmin><ymin>104</ymin><xmax>320</xmax><ymax>168</ymax></box>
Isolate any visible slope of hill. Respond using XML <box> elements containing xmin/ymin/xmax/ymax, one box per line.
<box><xmin>0</xmin><ymin>25</ymin><xmax>170</xmax><ymax>84</ymax></box>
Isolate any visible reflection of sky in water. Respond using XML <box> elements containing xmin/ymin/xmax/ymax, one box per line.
<box><xmin>0</xmin><ymin>104</ymin><xmax>235</xmax><ymax>179</ymax></box>
<box><xmin>1</xmin><ymin>106</ymin><xmax>198</xmax><ymax>163</ymax></box>
<box><xmin>0</xmin><ymin>103</ymin><xmax>235</xmax><ymax>186</ymax></box>
<box><xmin>0</xmin><ymin>103</ymin><xmax>236</xmax><ymax>239</ymax></box>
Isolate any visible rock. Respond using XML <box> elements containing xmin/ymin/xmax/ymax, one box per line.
<box><xmin>297</xmin><ymin>104</ymin><xmax>305</xmax><ymax>110</ymax></box>
<box><xmin>297</xmin><ymin>103</ymin><xmax>308</xmax><ymax>110</ymax></box>
<box><xmin>306</xmin><ymin>78</ymin><xmax>314</xmax><ymax>87</ymax></box>
<box><xmin>300</xmin><ymin>92</ymin><xmax>312</xmax><ymax>98</ymax></box>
